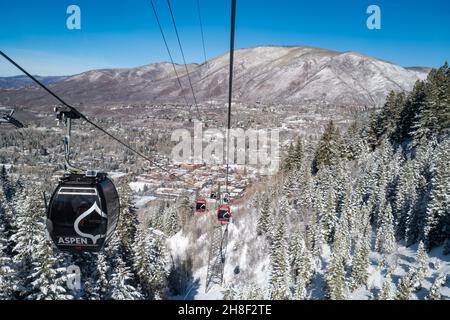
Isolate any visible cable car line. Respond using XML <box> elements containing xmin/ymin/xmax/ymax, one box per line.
<box><xmin>0</xmin><ymin>50</ymin><xmax>197</xmax><ymax>189</ymax></box>
<box><xmin>196</xmin><ymin>0</ymin><xmax>208</xmax><ymax>68</ymax></box>
<box><xmin>150</xmin><ymin>0</ymin><xmax>191</xmax><ymax>114</ymax></box>
<box><xmin>225</xmin><ymin>0</ymin><xmax>236</xmax><ymax>193</ymax></box>
<box><xmin>196</xmin><ymin>0</ymin><xmax>215</xmax><ymax>114</ymax></box>
<box><xmin>2</xmin><ymin>0</ymin><xmax>238</xmax><ymax>254</ymax></box>
<box><xmin>166</xmin><ymin>0</ymin><xmax>202</xmax><ymax>120</ymax></box>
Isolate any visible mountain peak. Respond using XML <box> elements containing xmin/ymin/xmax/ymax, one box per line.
<box><xmin>0</xmin><ymin>45</ymin><xmax>430</xmax><ymax>107</ymax></box>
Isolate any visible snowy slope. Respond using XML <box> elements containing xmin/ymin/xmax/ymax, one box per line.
<box><xmin>0</xmin><ymin>46</ymin><xmax>429</xmax><ymax>107</ymax></box>
<box><xmin>167</xmin><ymin>198</ymin><xmax>449</xmax><ymax>300</ymax></box>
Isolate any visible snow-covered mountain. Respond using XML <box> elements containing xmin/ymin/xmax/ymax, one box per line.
<box><xmin>0</xmin><ymin>46</ymin><xmax>429</xmax><ymax>107</ymax></box>
<box><xmin>0</xmin><ymin>75</ymin><xmax>67</xmax><ymax>89</ymax></box>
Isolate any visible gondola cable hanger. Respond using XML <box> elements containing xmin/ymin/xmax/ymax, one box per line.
<box><xmin>0</xmin><ymin>50</ymin><xmax>197</xmax><ymax>189</ymax></box>
<box><xmin>0</xmin><ymin>0</ymin><xmax>236</xmax><ymax>247</ymax></box>
<box><xmin>0</xmin><ymin>50</ymin><xmax>202</xmax><ymax>252</ymax></box>
<box><xmin>0</xmin><ymin>108</ymin><xmax>25</xmax><ymax>128</ymax></box>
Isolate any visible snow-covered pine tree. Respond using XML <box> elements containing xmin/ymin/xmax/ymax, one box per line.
<box><xmin>304</xmin><ymin>224</ymin><xmax>314</xmax><ymax>256</ymax></box>
<box><xmin>115</xmin><ymin>182</ymin><xmax>138</xmax><ymax>253</ymax></box>
<box><xmin>132</xmin><ymin>228</ymin><xmax>153</xmax><ymax>298</ymax></box>
<box><xmin>290</xmin><ymin>232</ymin><xmax>313</xmax><ymax>286</ymax></box>
<box><xmin>243</xmin><ymin>283</ymin><xmax>265</xmax><ymax>300</ymax></box>
<box><xmin>164</xmin><ymin>205</ymin><xmax>180</xmax><ymax>237</ymax></box>
<box><xmin>405</xmin><ymin>173</ymin><xmax>430</xmax><ymax>246</ymax></box>
<box><xmin>282</xmin><ymin>174</ymin><xmax>295</xmax><ymax>201</ymax></box>
<box><xmin>223</xmin><ymin>283</ymin><xmax>241</xmax><ymax>300</ymax></box>
<box><xmin>395</xmin><ymin>160</ymin><xmax>419</xmax><ymax>242</ymax></box>
<box><xmin>395</xmin><ymin>80</ymin><xmax>427</xmax><ymax>143</ymax></box>
<box><xmin>395</xmin><ymin>271</ymin><xmax>415</xmax><ymax>300</ymax></box>
<box><xmin>256</xmin><ymin>193</ymin><xmax>272</xmax><ymax>236</ymax></box>
<box><xmin>367</xmin><ymin>111</ymin><xmax>380</xmax><ymax>151</ymax></box>
<box><xmin>11</xmin><ymin>184</ymin><xmax>48</xmax><ymax>297</ymax></box>
<box><xmin>326</xmin><ymin>251</ymin><xmax>347</xmax><ymax>300</ymax></box>
<box><xmin>282</xmin><ymin>137</ymin><xmax>303</xmax><ymax>173</ymax></box>
<box><xmin>289</xmin><ymin>233</ymin><xmax>301</xmax><ymax>276</ymax></box>
<box><xmin>333</xmin><ymin>209</ymin><xmax>351</xmax><ymax>264</ymax></box>
<box><xmin>177</xmin><ymin>193</ymin><xmax>192</xmax><ymax>227</ymax></box>
<box><xmin>327</xmin><ymin>195</ymin><xmax>352</xmax><ymax>298</ymax></box>
<box><xmin>426</xmin><ymin>273</ymin><xmax>446</xmax><ymax>300</ymax></box>
<box><xmin>294</xmin><ymin>274</ymin><xmax>307</xmax><ymax>300</ymax></box>
<box><xmin>376</xmin><ymin>91</ymin><xmax>406</xmax><ymax>142</ymax></box>
<box><xmin>341</xmin><ymin>185</ymin><xmax>360</xmax><ymax>251</ymax></box>
<box><xmin>0</xmin><ymin>165</ymin><xmax>15</xmax><ymax>202</ymax></box>
<box><xmin>415</xmin><ymin>241</ymin><xmax>429</xmax><ymax>285</ymax></box>
<box><xmin>290</xmin><ymin>169</ymin><xmax>303</xmax><ymax>205</ymax></box>
<box><xmin>277</xmin><ymin>195</ymin><xmax>292</xmax><ymax>220</ymax></box>
<box><xmin>412</xmin><ymin>63</ymin><xmax>450</xmax><ymax>143</ymax></box>
<box><xmin>311</xmin><ymin>220</ymin><xmax>324</xmax><ymax>259</ymax></box>
<box><xmin>423</xmin><ymin>138</ymin><xmax>450</xmax><ymax>249</ymax></box>
<box><xmin>83</xmin><ymin>278</ymin><xmax>96</xmax><ymax>300</ymax></box>
<box><xmin>341</xmin><ymin>121</ymin><xmax>364</xmax><ymax>161</ymax></box>
<box><xmin>350</xmin><ymin>238</ymin><xmax>370</xmax><ymax>291</ymax></box>
<box><xmin>0</xmin><ymin>175</ymin><xmax>17</xmax><ymax>255</ymax></box>
<box><xmin>269</xmin><ymin>218</ymin><xmax>289</xmax><ymax>300</ymax></box>
<box><xmin>108</xmin><ymin>254</ymin><xmax>142</xmax><ymax>300</ymax></box>
<box><xmin>295</xmin><ymin>162</ymin><xmax>313</xmax><ymax>214</ymax></box>
<box><xmin>282</xmin><ymin>142</ymin><xmax>295</xmax><ymax>173</ymax></box>
<box><xmin>304</xmin><ymin>249</ymin><xmax>316</xmax><ymax>285</ymax></box>
<box><xmin>28</xmin><ymin>238</ymin><xmax>69</xmax><ymax>300</ymax></box>
<box><xmin>90</xmin><ymin>253</ymin><xmax>110</xmax><ymax>300</ymax></box>
<box><xmin>321</xmin><ymin>190</ymin><xmax>337</xmax><ymax>243</ymax></box>
<box><xmin>368</xmin><ymin>146</ymin><xmax>391</xmax><ymax>226</ymax></box>
<box><xmin>146</xmin><ymin>202</ymin><xmax>166</xmax><ymax>231</ymax></box>
<box><xmin>133</xmin><ymin>228</ymin><xmax>168</xmax><ymax>299</ymax></box>
<box><xmin>375</xmin><ymin>203</ymin><xmax>396</xmax><ymax>255</ymax></box>
<box><xmin>0</xmin><ymin>181</ymin><xmax>15</xmax><ymax>299</ymax></box>
<box><xmin>292</xmin><ymin>137</ymin><xmax>304</xmax><ymax>170</ymax></box>
<box><xmin>378</xmin><ymin>273</ymin><xmax>394</xmax><ymax>300</ymax></box>
<box><xmin>312</xmin><ymin>120</ymin><xmax>341</xmax><ymax>174</ymax></box>
<box><xmin>0</xmin><ymin>222</ymin><xmax>15</xmax><ymax>299</ymax></box>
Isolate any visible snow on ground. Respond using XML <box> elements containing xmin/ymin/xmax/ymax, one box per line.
<box><xmin>167</xmin><ymin>197</ymin><xmax>449</xmax><ymax>300</ymax></box>
<box><xmin>0</xmin><ymin>163</ymin><xmax>12</xmax><ymax>171</ymax></box>
<box><xmin>355</xmin><ymin>243</ymin><xmax>450</xmax><ymax>300</ymax></box>
<box><xmin>167</xmin><ymin>202</ymin><xmax>273</xmax><ymax>300</ymax></box>
<box><xmin>190</xmin><ymin>267</ymin><xmax>224</xmax><ymax>300</ymax></box>
<box><xmin>134</xmin><ymin>195</ymin><xmax>157</xmax><ymax>208</ymax></box>
<box><xmin>168</xmin><ymin>231</ymin><xmax>190</xmax><ymax>262</ymax></box>
<box><xmin>129</xmin><ymin>181</ymin><xmax>153</xmax><ymax>193</ymax></box>
<box><xmin>108</xmin><ymin>171</ymin><xmax>127</xmax><ymax>179</ymax></box>
<box><xmin>169</xmin><ymin>266</ymin><xmax>225</xmax><ymax>300</ymax></box>
<box><xmin>167</xmin><ymin>231</ymin><xmax>225</xmax><ymax>300</ymax></box>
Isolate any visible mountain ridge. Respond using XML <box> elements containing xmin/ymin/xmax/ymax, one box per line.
<box><xmin>0</xmin><ymin>45</ymin><xmax>430</xmax><ymax>107</ymax></box>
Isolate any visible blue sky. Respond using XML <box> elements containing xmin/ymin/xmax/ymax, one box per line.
<box><xmin>0</xmin><ymin>0</ymin><xmax>449</xmax><ymax>76</ymax></box>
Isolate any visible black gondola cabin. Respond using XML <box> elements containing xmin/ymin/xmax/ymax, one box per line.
<box><xmin>46</xmin><ymin>172</ymin><xmax>120</xmax><ymax>252</ymax></box>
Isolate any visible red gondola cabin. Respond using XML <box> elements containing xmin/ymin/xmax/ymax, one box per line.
<box><xmin>195</xmin><ymin>198</ymin><xmax>207</xmax><ymax>213</ymax></box>
<box><xmin>217</xmin><ymin>204</ymin><xmax>231</xmax><ymax>223</ymax></box>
